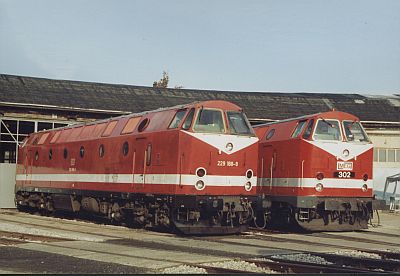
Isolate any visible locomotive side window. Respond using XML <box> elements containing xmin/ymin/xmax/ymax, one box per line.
<box><xmin>50</xmin><ymin>131</ymin><xmax>61</xmax><ymax>143</ymax></box>
<box><xmin>193</xmin><ymin>109</ymin><xmax>225</xmax><ymax>133</ymax></box>
<box><xmin>99</xmin><ymin>144</ymin><xmax>105</xmax><ymax>158</ymax></box>
<box><xmin>182</xmin><ymin>108</ymin><xmax>195</xmax><ymax>130</ymax></box>
<box><xmin>302</xmin><ymin>119</ymin><xmax>314</xmax><ymax>139</ymax></box>
<box><xmin>266</xmin><ymin>129</ymin><xmax>275</xmax><ymax>140</ymax></box>
<box><xmin>80</xmin><ymin>146</ymin><xmax>85</xmax><ymax>158</ymax></box>
<box><xmin>92</xmin><ymin>123</ymin><xmax>107</xmax><ymax>137</ymax></box>
<box><xmin>35</xmin><ymin>151</ymin><xmax>39</xmax><ymax>161</ymax></box>
<box><xmin>80</xmin><ymin>124</ymin><xmax>96</xmax><ymax>139</ymax></box>
<box><xmin>168</xmin><ymin>109</ymin><xmax>187</xmax><ymax>129</ymax></box>
<box><xmin>314</xmin><ymin>119</ymin><xmax>342</xmax><ymax>141</ymax></box>
<box><xmin>63</xmin><ymin>148</ymin><xmax>68</xmax><ymax>159</ymax></box>
<box><xmin>146</xmin><ymin>143</ymin><xmax>152</xmax><ymax>166</ymax></box>
<box><xmin>121</xmin><ymin>117</ymin><xmax>142</xmax><ymax>134</ymax></box>
<box><xmin>37</xmin><ymin>133</ymin><xmax>50</xmax><ymax>145</ymax></box>
<box><xmin>122</xmin><ymin>141</ymin><xmax>129</xmax><ymax>156</ymax></box>
<box><xmin>291</xmin><ymin>120</ymin><xmax>307</xmax><ymax>138</ymax></box>
<box><xmin>343</xmin><ymin>121</ymin><xmax>369</xmax><ymax>142</ymax></box>
<box><xmin>102</xmin><ymin>121</ymin><xmax>118</xmax><ymax>137</ymax></box>
<box><xmin>49</xmin><ymin>149</ymin><xmax>53</xmax><ymax>160</ymax></box>
<box><xmin>227</xmin><ymin>111</ymin><xmax>254</xmax><ymax>135</ymax></box>
<box><xmin>138</xmin><ymin>118</ymin><xmax>150</xmax><ymax>132</ymax></box>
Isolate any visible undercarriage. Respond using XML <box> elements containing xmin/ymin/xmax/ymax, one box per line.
<box><xmin>254</xmin><ymin>196</ymin><xmax>377</xmax><ymax>231</ymax></box>
<box><xmin>15</xmin><ymin>190</ymin><xmax>254</xmax><ymax>235</ymax></box>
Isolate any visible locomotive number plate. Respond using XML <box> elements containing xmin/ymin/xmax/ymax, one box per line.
<box><xmin>334</xmin><ymin>171</ymin><xmax>355</xmax><ymax>178</ymax></box>
<box><xmin>217</xmin><ymin>160</ymin><xmax>239</xmax><ymax>167</ymax></box>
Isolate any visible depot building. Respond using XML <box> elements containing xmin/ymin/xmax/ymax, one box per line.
<box><xmin>1</xmin><ymin>74</ymin><xmax>399</xmax><ymax>207</ymax></box>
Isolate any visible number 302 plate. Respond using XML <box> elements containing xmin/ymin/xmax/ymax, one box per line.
<box><xmin>334</xmin><ymin>171</ymin><xmax>355</xmax><ymax>178</ymax></box>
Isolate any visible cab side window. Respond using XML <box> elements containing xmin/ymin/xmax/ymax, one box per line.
<box><xmin>291</xmin><ymin>120</ymin><xmax>307</xmax><ymax>138</ymax></box>
<box><xmin>168</xmin><ymin>109</ymin><xmax>187</xmax><ymax>129</ymax></box>
<box><xmin>302</xmin><ymin>119</ymin><xmax>314</xmax><ymax>139</ymax></box>
<box><xmin>182</xmin><ymin>108</ymin><xmax>195</xmax><ymax>130</ymax></box>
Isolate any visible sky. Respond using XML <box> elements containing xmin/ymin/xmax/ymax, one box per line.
<box><xmin>0</xmin><ymin>0</ymin><xmax>399</xmax><ymax>95</ymax></box>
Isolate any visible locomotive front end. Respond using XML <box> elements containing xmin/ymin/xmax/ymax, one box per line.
<box><xmin>171</xmin><ymin>101</ymin><xmax>259</xmax><ymax>234</ymax></box>
<box><xmin>294</xmin><ymin>117</ymin><xmax>375</xmax><ymax>230</ymax></box>
<box><xmin>255</xmin><ymin>111</ymin><xmax>381</xmax><ymax>231</ymax></box>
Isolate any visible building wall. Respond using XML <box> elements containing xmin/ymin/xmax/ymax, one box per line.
<box><xmin>0</xmin><ymin>163</ymin><xmax>16</xmax><ymax>208</ymax></box>
<box><xmin>368</xmin><ymin>130</ymin><xmax>400</xmax><ymax>197</ymax></box>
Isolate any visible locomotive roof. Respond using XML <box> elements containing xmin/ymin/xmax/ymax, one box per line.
<box><xmin>253</xmin><ymin>110</ymin><xmax>359</xmax><ymax>128</ymax></box>
<box><xmin>1</xmin><ymin>74</ymin><xmax>399</xmax><ymax>123</ymax></box>
<box><xmin>31</xmin><ymin>99</ymin><xmax>241</xmax><ymax>134</ymax></box>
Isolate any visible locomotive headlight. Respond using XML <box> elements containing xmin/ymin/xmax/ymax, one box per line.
<box><xmin>244</xmin><ymin>181</ymin><xmax>252</xmax><ymax>191</ymax></box>
<box><xmin>342</xmin><ymin>149</ymin><xmax>350</xmax><ymax>158</ymax></box>
<box><xmin>195</xmin><ymin>180</ymin><xmax>205</xmax><ymax>190</ymax></box>
<box><xmin>226</xmin><ymin>142</ymin><xmax>233</xmax><ymax>152</ymax></box>
<box><xmin>363</xmin><ymin>174</ymin><xmax>368</xmax><ymax>182</ymax></box>
<box><xmin>246</xmin><ymin>169</ymin><xmax>253</xmax><ymax>179</ymax></box>
<box><xmin>196</xmin><ymin>167</ymin><xmax>206</xmax><ymax>177</ymax></box>
<box><xmin>316</xmin><ymin>172</ymin><xmax>324</xmax><ymax>180</ymax></box>
<box><xmin>315</xmin><ymin>183</ymin><xmax>324</xmax><ymax>192</ymax></box>
<box><xmin>362</xmin><ymin>184</ymin><xmax>368</xmax><ymax>192</ymax></box>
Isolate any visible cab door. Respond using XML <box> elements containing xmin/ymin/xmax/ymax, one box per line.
<box><xmin>260</xmin><ymin>145</ymin><xmax>275</xmax><ymax>194</ymax></box>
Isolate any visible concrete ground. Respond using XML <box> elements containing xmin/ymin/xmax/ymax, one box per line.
<box><xmin>0</xmin><ymin>209</ymin><xmax>398</xmax><ymax>274</ymax></box>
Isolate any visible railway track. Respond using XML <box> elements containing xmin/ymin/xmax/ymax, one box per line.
<box><xmin>1</xmin><ymin>210</ymin><xmax>399</xmax><ymax>274</ymax></box>
<box><xmin>246</xmin><ymin>227</ymin><xmax>400</xmax><ymax>250</ymax></box>
<box><xmin>0</xmin><ymin>230</ymin><xmax>71</xmax><ymax>245</ymax></box>
<box><xmin>249</xmin><ymin>258</ymin><xmax>382</xmax><ymax>274</ymax></box>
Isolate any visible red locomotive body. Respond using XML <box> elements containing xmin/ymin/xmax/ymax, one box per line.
<box><xmin>15</xmin><ymin>100</ymin><xmax>259</xmax><ymax>234</ymax></box>
<box><xmin>254</xmin><ymin>111</ymin><xmax>376</xmax><ymax>231</ymax></box>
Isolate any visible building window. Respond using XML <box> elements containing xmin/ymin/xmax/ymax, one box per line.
<box><xmin>375</xmin><ymin>148</ymin><xmax>400</xmax><ymax>163</ymax></box>
<box><xmin>388</xmin><ymin>149</ymin><xmax>395</xmax><ymax>162</ymax></box>
<box><xmin>378</xmin><ymin>148</ymin><xmax>387</xmax><ymax>162</ymax></box>
<box><xmin>373</xmin><ymin>148</ymin><xmax>378</xmax><ymax>162</ymax></box>
<box><xmin>0</xmin><ymin>118</ymin><xmax>70</xmax><ymax>164</ymax></box>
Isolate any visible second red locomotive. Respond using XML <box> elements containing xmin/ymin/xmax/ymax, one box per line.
<box><xmin>253</xmin><ymin>110</ymin><xmax>378</xmax><ymax>231</ymax></box>
<box><xmin>15</xmin><ymin>100</ymin><xmax>259</xmax><ymax>234</ymax></box>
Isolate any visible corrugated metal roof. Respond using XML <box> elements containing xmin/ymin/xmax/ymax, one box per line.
<box><xmin>0</xmin><ymin>74</ymin><xmax>399</xmax><ymax>122</ymax></box>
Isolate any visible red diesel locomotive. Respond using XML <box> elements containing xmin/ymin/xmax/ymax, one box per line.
<box><xmin>253</xmin><ymin>110</ymin><xmax>378</xmax><ymax>231</ymax></box>
<box><xmin>15</xmin><ymin>100</ymin><xmax>259</xmax><ymax>234</ymax></box>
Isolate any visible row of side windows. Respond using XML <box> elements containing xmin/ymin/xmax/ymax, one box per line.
<box><xmin>34</xmin><ymin>142</ymin><xmax>148</xmax><ymax>161</ymax></box>
<box><xmin>40</xmin><ymin>116</ymin><xmax>151</xmax><ymax>145</ymax></box>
